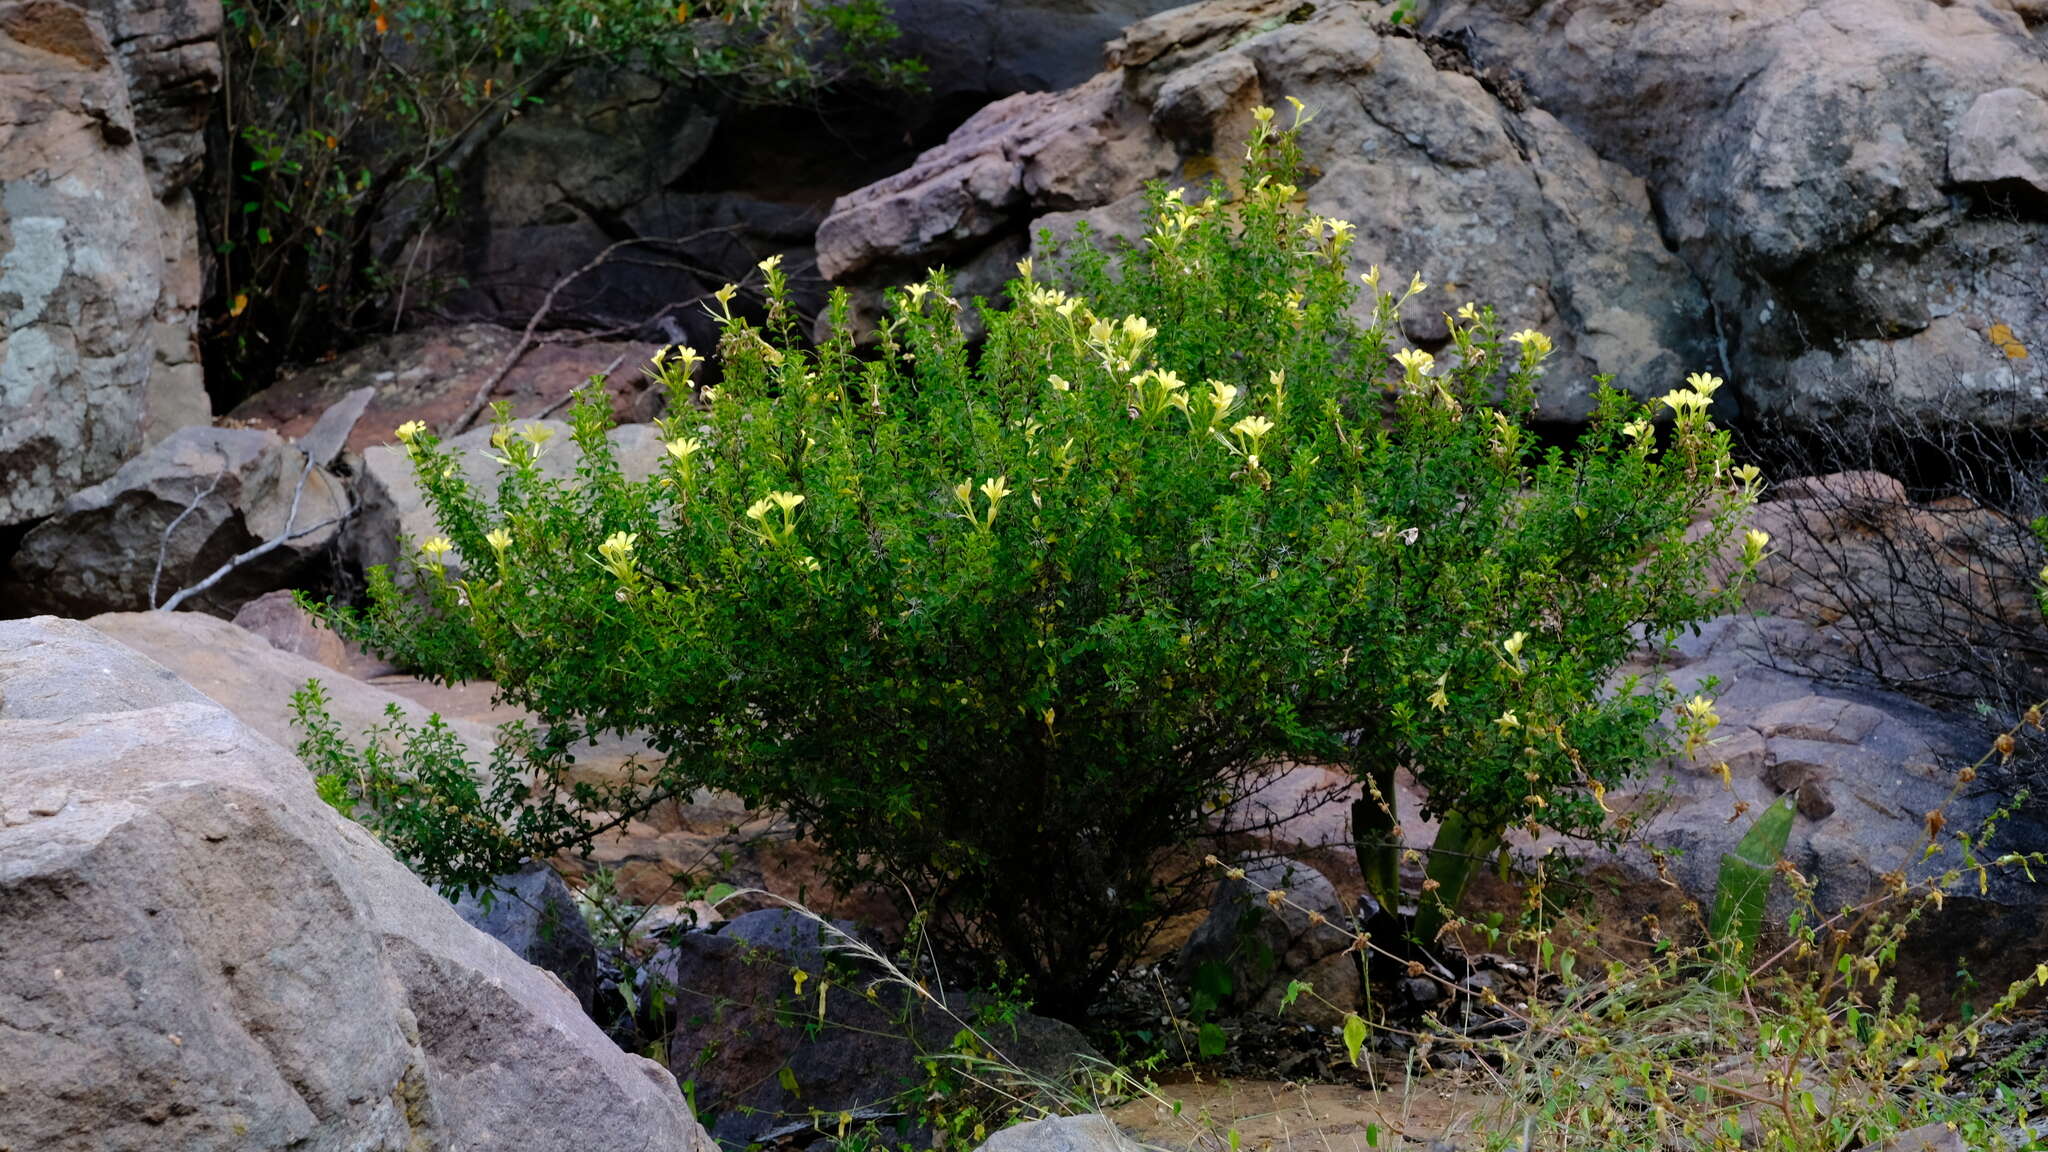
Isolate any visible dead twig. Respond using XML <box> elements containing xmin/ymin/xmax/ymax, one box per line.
<box><xmin>445</xmin><ymin>228</ymin><xmax>740</xmax><ymax>436</ymax></box>
<box><xmin>150</xmin><ymin>467</ymin><xmax>227</xmax><ymax>610</ymax></box>
<box><xmin>159</xmin><ymin>451</ymin><xmax>352</xmax><ymax>613</ymax></box>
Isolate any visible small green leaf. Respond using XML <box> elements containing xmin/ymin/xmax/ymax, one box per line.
<box><xmin>1279</xmin><ymin>979</ymin><xmax>1309</xmax><ymax>1012</ymax></box>
<box><xmin>776</xmin><ymin>1066</ymin><xmax>799</xmax><ymax>1098</ymax></box>
<box><xmin>705</xmin><ymin>882</ymin><xmax>738</xmax><ymax>905</ymax></box>
<box><xmin>1342</xmin><ymin>1012</ymin><xmax>1367</xmax><ymax>1066</ymax></box>
<box><xmin>1197</xmin><ymin>1022</ymin><xmax>1227</xmax><ymax>1059</ymax></box>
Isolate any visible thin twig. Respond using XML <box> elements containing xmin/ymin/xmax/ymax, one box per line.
<box><xmin>445</xmin><ymin>229</ymin><xmax>739</xmax><ymax>436</ymax></box>
<box><xmin>150</xmin><ymin>466</ymin><xmax>226</xmax><ymax>610</ymax></box>
<box><xmin>160</xmin><ymin>452</ymin><xmax>352</xmax><ymax>612</ymax></box>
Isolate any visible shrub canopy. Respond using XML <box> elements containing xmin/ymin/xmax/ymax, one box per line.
<box><xmin>327</xmin><ymin>113</ymin><xmax>1757</xmax><ymax>1015</ymax></box>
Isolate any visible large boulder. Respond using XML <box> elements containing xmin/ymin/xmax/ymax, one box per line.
<box><xmin>0</xmin><ymin>0</ymin><xmax>163</xmax><ymax>525</ymax></box>
<box><xmin>77</xmin><ymin>0</ymin><xmax>220</xmax><ymax>440</ymax></box>
<box><xmin>817</xmin><ymin>0</ymin><xmax>1716</xmax><ymax>419</ymax></box>
<box><xmin>1422</xmin><ymin>0</ymin><xmax>2048</xmax><ymax>430</ymax></box>
<box><xmin>649</xmin><ymin>909</ymin><xmax>1096</xmax><ymax>1148</ymax></box>
<box><xmin>454</xmin><ymin>860</ymin><xmax>601</xmax><ymax>1015</ymax></box>
<box><xmin>0</xmin><ymin>616</ymin><xmax>715</xmax><ymax>1152</ymax></box>
<box><xmin>9</xmin><ymin>425</ymin><xmax>347</xmax><ymax>616</ymax></box>
<box><xmin>84</xmin><ymin>609</ymin><xmax>497</xmax><ymax>764</ymax></box>
<box><xmin>346</xmin><ymin>417</ymin><xmax>668</xmax><ymax>575</ymax></box>
<box><xmin>1177</xmin><ymin>856</ymin><xmax>1362</xmax><ymax>1027</ymax></box>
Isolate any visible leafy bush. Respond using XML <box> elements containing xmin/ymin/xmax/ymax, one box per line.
<box><xmin>210</xmin><ymin>0</ymin><xmax>918</xmax><ymax>391</ymax></box>
<box><xmin>322</xmin><ymin>110</ymin><xmax>1755</xmax><ymax>1014</ymax></box>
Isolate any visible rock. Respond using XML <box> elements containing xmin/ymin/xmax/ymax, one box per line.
<box><xmin>229</xmin><ymin>323</ymin><xmax>667</xmax><ymax>457</ymax></box>
<box><xmin>649</xmin><ymin>919</ymin><xmax>1096</xmax><ymax>1148</ymax></box>
<box><xmin>1741</xmin><ymin>471</ymin><xmax>2048</xmax><ymax>706</ymax></box>
<box><xmin>1178</xmin><ymin>856</ymin><xmax>1362</xmax><ymax>1026</ymax></box>
<box><xmin>454</xmin><ymin>861</ymin><xmax>601</xmax><ymax>1015</ymax></box>
<box><xmin>1950</xmin><ymin>87</ymin><xmax>2048</xmax><ymax>198</ymax></box>
<box><xmin>77</xmin><ymin>0</ymin><xmax>220</xmax><ymax>441</ymax></box>
<box><xmin>0</xmin><ymin>615</ymin><xmax>715</xmax><ymax>1152</ymax></box>
<box><xmin>9</xmin><ymin>426</ymin><xmax>347</xmax><ymax>616</ymax></box>
<box><xmin>818</xmin><ymin>0</ymin><xmax>1713</xmax><ymax>419</ymax></box>
<box><xmin>1422</xmin><ymin>0</ymin><xmax>2048</xmax><ymax>430</ymax></box>
<box><xmin>86</xmin><ymin>609</ymin><xmax>495</xmax><ymax>765</ymax></box>
<box><xmin>346</xmin><ymin>417</ymin><xmax>668</xmax><ymax>576</ymax></box>
<box><xmin>1570</xmin><ymin>612</ymin><xmax>2048</xmax><ymax>1003</ymax></box>
<box><xmin>976</xmin><ymin>1115</ymin><xmax>1135</xmax><ymax>1152</ymax></box>
<box><xmin>897</xmin><ymin>0</ymin><xmax>1188</xmax><ymax>97</ymax></box>
<box><xmin>230</xmin><ymin>588</ymin><xmax>397</xmax><ymax>680</ymax></box>
<box><xmin>1850</xmin><ymin>1124</ymin><xmax>1966</xmax><ymax>1152</ymax></box>
<box><xmin>0</xmin><ymin>0</ymin><xmax>163</xmax><ymax>525</ymax></box>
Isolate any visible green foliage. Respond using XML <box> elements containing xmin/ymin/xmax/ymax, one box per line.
<box><xmin>1708</xmin><ymin>795</ymin><xmax>1797</xmax><ymax>991</ymax></box>
<box><xmin>211</xmin><ymin>0</ymin><xmax>919</xmax><ymax>391</ymax></box>
<box><xmin>323</xmin><ymin>110</ymin><xmax>1754</xmax><ymax>1014</ymax></box>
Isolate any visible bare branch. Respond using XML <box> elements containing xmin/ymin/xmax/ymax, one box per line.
<box><xmin>150</xmin><ymin>467</ymin><xmax>226</xmax><ymax>610</ymax></box>
<box><xmin>160</xmin><ymin>452</ymin><xmax>353</xmax><ymax>613</ymax></box>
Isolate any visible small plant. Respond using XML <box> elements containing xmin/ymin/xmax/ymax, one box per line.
<box><xmin>321</xmin><ymin>108</ymin><xmax>1754</xmax><ymax>1015</ymax></box>
<box><xmin>209</xmin><ymin>0</ymin><xmax>920</xmax><ymax>391</ymax></box>
<box><xmin>1707</xmin><ymin>794</ymin><xmax>1796</xmax><ymax>992</ymax></box>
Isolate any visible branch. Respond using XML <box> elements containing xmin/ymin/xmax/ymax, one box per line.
<box><xmin>160</xmin><ymin>452</ymin><xmax>353</xmax><ymax>613</ymax></box>
<box><xmin>444</xmin><ymin>227</ymin><xmax>742</xmax><ymax>436</ymax></box>
<box><xmin>150</xmin><ymin>467</ymin><xmax>226</xmax><ymax>610</ymax></box>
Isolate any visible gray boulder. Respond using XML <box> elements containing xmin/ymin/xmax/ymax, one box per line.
<box><xmin>454</xmin><ymin>861</ymin><xmax>601</xmax><ymax>1014</ymax></box>
<box><xmin>1178</xmin><ymin>856</ymin><xmax>1361</xmax><ymax>1027</ymax></box>
<box><xmin>649</xmin><ymin>915</ymin><xmax>1096</xmax><ymax>1148</ymax></box>
<box><xmin>976</xmin><ymin>1115</ymin><xmax>1136</xmax><ymax>1152</ymax></box>
<box><xmin>817</xmin><ymin>0</ymin><xmax>1715</xmax><ymax>420</ymax></box>
<box><xmin>0</xmin><ymin>616</ymin><xmax>715</xmax><ymax>1152</ymax></box>
<box><xmin>1423</xmin><ymin>0</ymin><xmax>2048</xmax><ymax>431</ymax></box>
<box><xmin>0</xmin><ymin>0</ymin><xmax>163</xmax><ymax>525</ymax></box>
<box><xmin>10</xmin><ymin>426</ymin><xmax>347</xmax><ymax>616</ymax></box>
<box><xmin>347</xmin><ymin>417</ymin><xmax>667</xmax><ymax>576</ymax></box>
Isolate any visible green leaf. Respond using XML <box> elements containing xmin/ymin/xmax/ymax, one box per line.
<box><xmin>705</xmin><ymin>882</ymin><xmax>738</xmax><ymax>905</ymax></box>
<box><xmin>777</xmin><ymin>1066</ymin><xmax>800</xmax><ymax>1098</ymax></box>
<box><xmin>1341</xmin><ymin>1012</ymin><xmax>1367</xmax><ymax>1067</ymax></box>
<box><xmin>1197</xmin><ymin>1023</ymin><xmax>1227</xmax><ymax>1059</ymax></box>
<box><xmin>1279</xmin><ymin>979</ymin><xmax>1309</xmax><ymax>1012</ymax></box>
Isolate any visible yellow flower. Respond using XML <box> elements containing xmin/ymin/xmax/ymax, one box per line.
<box><xmin>1733</xmin><ymin>463</ymin><xmax>1762</xmax><ymax>487</ymax></box>
<box><xmin>1252</xmin><ymin>104</ymin><xmax>1276</xmax><ymax>124</ymax></box>
<box><xmin>1495</xmin><ymin>711</ymin><xmax>1521</xmax><ymax>731</ymax></box>
<box><xmin>1456</xmin><ymin>302</ymin><xmax>1480</xmax><ymax>321</ymax></box>
<box><xmin>1403</xmin><ymin>272</ymin><xmax>1428</xmax><ymax>299</ymax></box>
<box><xmin>666</xmin><ymin>436</ymin><xmax>703</xmax><ymax>461</ymax></box>
<box><xmin>519</xmin><ymin>423</ymin><xmax>555</xmax><ymax>446</ymax></box>
<box><xmin>1016</xmin><ymin>257</ymin><xmax>1035</xmax><ymax>281</ymax></box>
<box><xmin>904</xmin><ymin>283</ymin><xmax>931</xmax><ymax>306</ymax></box>
<box><xmin>768</xmin><ymin>491</ymin><xmax>805</xmax><ymax>515</ymax></box>
<box><xmin>1049</xmin><ymin>374</ymin><xmax>1072</xmax><ymax>392</ymax></box>
<box><xmin>979</xmin><ymin>476</ymin><xmax>1011</xmax><ymax>504</ymax></box>
<box><xmin>1360</xmin><ymin>265</ymin><xmax>1382</xmax><ymax>291</ymax></box>
<box><xmin>1122</xmin><ymin>314</ymin><xmax>1158</xmax><ymax>345</ymax></box>
<box><xmin>746</xmin><ymin>497</ymin><xmax>775</xmax><ymax>522</ymax></box>
<box><xmin>1208</xmin><ymin>380</ymin><xmax>1239</xmax><ymax>418</ymax></box>
<box><xmin>1508</xmin><ymin>329</ymin><xmax>1554</xmax><ymax>364</ymax></box>
<box><xmin>1503</xmin><ymin>631</ymin><xmax>1528</xmax><ymax>659</ymax></box>
<box><xmin>757</xmin><ymin>253</ymin><xmax>783</xmax><ymax>275</ymax></box>
<box><xmin>1427</xmin><ymin>672</ymin><xmax>1450</xmax><ymax>713</ymax></box>
<box><xmin>1685</xmin><ymin>371</ymin><xmax>1724</xmax><ymax>397</ymax></box>
<box><xmin>1392</xmin><ymin>348</ymin><xmax>1435</xmax><ymax>379</ymax></box>
<box><xmin>1231</xmin><ymin>415</ymin><xmax>1275</xmax><ymax>445</ymax></box>
<box><xmin>485</xmin><ymin>528</ymin><xmax>513</xmax><ymax>553</ymax></box>
<box><xmin>420</xmin><ymin>536</ymin><xmax>454</xmax><ymax>563</ymax></box>
<box><xmin>953</xmin><ymin>479</ymin><xmax>974</xmax><ymax>506</ymax></box>
<box><xmin>1743</xmin><ymin>528</ymin><xmax>1771</xmax><ymax>566</ymax></box>
<box><xmin>394</xmin><ymin>420</ymin><xmax>427</xmax><ymax>446</ymax></box>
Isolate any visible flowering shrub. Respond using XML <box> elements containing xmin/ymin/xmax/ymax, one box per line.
<box><xmin>323</xmin><ymin>111</ymin><xmax>1757</xmax><ymax>1013</ymax></box>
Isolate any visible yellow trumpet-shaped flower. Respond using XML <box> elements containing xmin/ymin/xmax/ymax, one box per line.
<box><xmin>1427</xmin><ymin>672</ymin><xmax>1450</xmax><ymax>713</ymax></box>
<box><xmin>1508</xmin><ymin>329</ymin><xmax>1554</xmax><ymax>366</ymax></box>
<box><xmin>1503</xmin><ymin>631</ymin><xmax>1528</xmax><ymax>659</ymax></box>
<box><xmin>979</xmin><ymin>476</ymin><xmax>1010</xmax><ymax>504</ymax></box>
<box><xmin>768</xmin><ymin>491</ymin><xmax>805</xmax><ymax>515</ymax></box>
<box><xmin>420</xmin><ymin>536</ymin><xmax>454</xmax><ymax>562</ymax></box>
<box><xmin>394</xmin><ymin>420</ymin><xmax>428</xmax><ymax>446</ymax></box>
<box><xmin>1392</xmin><ymin>348</ymin><xmax>1435</xmax><ymax>380</ymax></box>
<box><xmin>666</xmin><ymin>436</ymin><xmax>704</xmax><ymax>461</ymax></box>
<box><xmin>485</xmin><ymin>528</ymin><xmax>513</xmax><ymax>554</ymax></box>
<box><xmin>746</xmin><ymin>497</ymin><xmax>775</xmax><ymax>522</ymax></box>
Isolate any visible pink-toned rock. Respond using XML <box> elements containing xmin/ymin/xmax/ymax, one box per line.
<box><xmin>229</xmin><ymin>323</ymin><xmax>666</xmax><ymax>456</ymax></box>
<box><xmin>816</xmin><ymin>0</ymin><xmax>1713</xmax><ymax>420</ymax></box>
